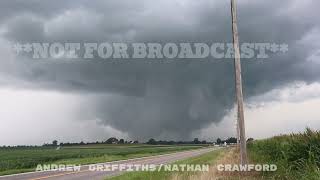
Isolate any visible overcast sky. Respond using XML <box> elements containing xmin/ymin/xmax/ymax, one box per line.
<box><xmin>0</xmin><ymin>0</ymin><xmax>320</xmax><ymax>145</ymax></box>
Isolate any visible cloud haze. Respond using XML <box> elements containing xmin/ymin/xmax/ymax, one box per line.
<box><xmin>0</xmin><ymin>0</ymin><xmax>319</xmax><ymax>144</ymax></box>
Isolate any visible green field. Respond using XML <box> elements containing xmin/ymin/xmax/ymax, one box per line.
<box><xmin>248</xmin><ymin>128</ymin><xmax>320</xmax><ymax>180</ymax></box>
<box><xmin>0</xmin><ymin>144</ymin><xmax>204</xmax><ymax>176</ymax></box>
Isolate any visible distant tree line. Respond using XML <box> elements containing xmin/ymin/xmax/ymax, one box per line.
<box><xmin>1</xmin><ymin>137</ymin><xmax>254</xmax><ymax>149</ymax></box>
<box><xmin>215</xmin><ymin>137</ymin><xmax>254</xmax><ymax>145</ymax></box>
<box><xmin>145</xmin><ymin>137</ymin><xmax>252</xmax><ymax>145</ymax></box>
<box><xmin>146</xmin><ymin>138</ymin><xmax>212</xmax><ymax>145</ymax></box>
<box><xmin>215</xmin><ymin>137</ymin><xmax>237</xmax><ymax>145</ymax></box>
<box><xmin>43</xmin><ymin>138</ymin><xmax>139</xmax><ymax>147</ymax></box>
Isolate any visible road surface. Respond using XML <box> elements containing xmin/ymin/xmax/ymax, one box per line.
<box><xmin>0</xmin><ymin>147</ymin><xmax>218</xmax><ymax>180</ymax></box>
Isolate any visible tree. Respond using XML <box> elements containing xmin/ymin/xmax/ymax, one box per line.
<box><xmin>119</xmin><ymin>139</ymin><xmax>124</xmax><ymax>144</ymax></box>
<box><xmin>247</xmin><ymin>138</ymin><xmax>254</xmax><ymax>142</ymax></box>
<box><xmin>226</xmin><ymin>137</ymin><xmax>237</xmax><ymax>144</ymax></box>
<box><xmin>52</xmin><ymin>140</ymin><xmax>58</xmax><ymax>146</ymax></box>
<box><xmin>193</xmin><ymin>138</ymin><xmax>200</xmax><ymax>144</ymax></box>
<box><xmin>216</xmin><ymin>138</ymin><xmax>222</xmax><ymax>145</ymax></box>
<box><xmin>106</xmin><ymin>137</ymin><xmax>118</xmax><ymax>144</ymax></box>
<box><xmin>147</xmin><ymin>138</ymin><xmax>157</xmax><ymax>145</ymax></box>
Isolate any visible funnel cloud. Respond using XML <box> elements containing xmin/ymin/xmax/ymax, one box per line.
<box><xmin>0</xmin><ymin>0</ymin><xmax>320</xmax><ymax>142</ymax></box>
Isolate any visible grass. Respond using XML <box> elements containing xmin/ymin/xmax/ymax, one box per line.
<box><xmin>248</xmin><ymin>128</ymin><xmax>320</xmax><ymax>180</ymax></box>
<box><xmin>107</xmin><ymin>128</ymin><xmax>320</xmax><ymax>180</ymax></box>
<box><xmin>108</xmin><ymin>148</ymin><xmax>225</xmax><ymax>180</ymax></box>
<box><xmin>0</xmin><ymin>144</ymin><xmax>203</xmax><ymax>176</ymax></box>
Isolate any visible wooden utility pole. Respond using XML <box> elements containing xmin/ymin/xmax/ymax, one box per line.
<box><xmin>231</xmin><ymin>0</ymin><xmax>247</xmax><ymax>165</ymax></box>
<box><xmin>237</xmin><ymin>108</ymin><xmax>240</xmax><ymax>144</ymax></box>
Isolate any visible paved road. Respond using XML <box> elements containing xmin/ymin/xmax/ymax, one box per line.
<box><xmin>0</xmin><ymin>148</ymin><xmax>218</xmax><ymax>180</ymax></box>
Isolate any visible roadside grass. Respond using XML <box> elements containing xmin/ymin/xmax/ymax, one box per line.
<box><xmin>110</xmin><ymin>128</ymin><xmax>320</xmax><ymax>180</ymax></box>
<box><xmin>108</xmin><ymin>148</ymin><xmax>226</xmax><ymax>180</ymax></box>
<box><xmin>248</xmin><ymin>128</ymin><xmax>320</xmax><ymax>180</ymax></box>
<box><xmin>0</xmin><ymin>144</ymin><xmax>202</xmax><ymax>176</ymax></box>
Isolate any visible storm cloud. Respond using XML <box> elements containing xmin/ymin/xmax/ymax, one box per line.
<box><xmin>0</xmin><ymin>0</ymin><xmax>319</xmax><ymax>141</ymax></box>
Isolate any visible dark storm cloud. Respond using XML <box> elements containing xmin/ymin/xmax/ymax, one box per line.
<box><xmin>0</xmin><ymin>0</ymin><xmax>319</xmax><ymax>140</ymax></box>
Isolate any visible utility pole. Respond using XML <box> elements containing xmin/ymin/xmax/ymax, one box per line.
<box><xmin>231</xmin><ymin>0</ymin><xmax>247</xmax><ymax>165</ymax></box>
<box><xmin>237</xmin><ymin>108</ymin><xmax>240</xmax><ymax>145</ymax></box>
